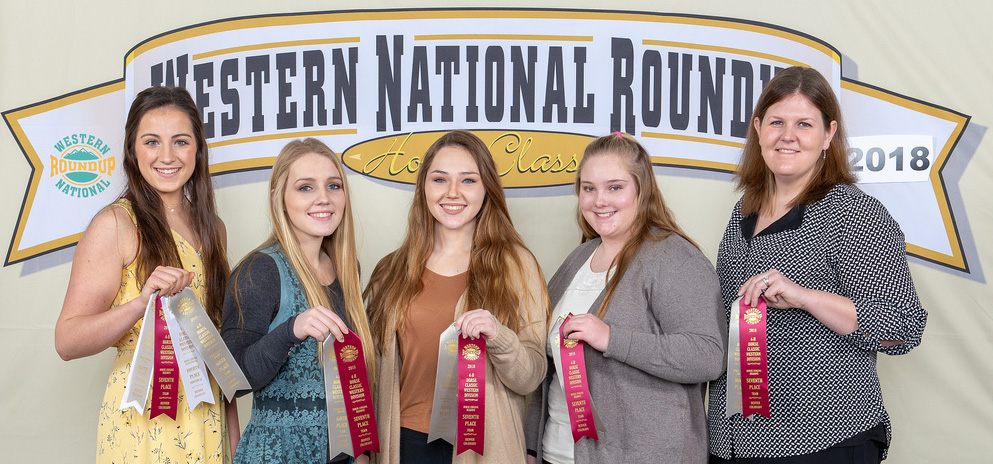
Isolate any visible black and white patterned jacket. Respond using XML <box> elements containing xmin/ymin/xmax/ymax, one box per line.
<box><xmin>707</xmin><ymin>183</ymin><xmax>927</xmax><ymax>459</ymax></box>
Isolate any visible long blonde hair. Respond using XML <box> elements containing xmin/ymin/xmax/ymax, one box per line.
<box><xmin>365</xmin><ymin>130</ymin><xmax>550</xmax><ymax>353</ymax></box>
<box><xmin>577</xmin><ymin>133</ymin><xmax>698</xmax><ymax>318</ymax></box>
<box><xmin>233</xmin><ymin>138</ymin><xmax>375</xmax><ymax>376</ymax></box>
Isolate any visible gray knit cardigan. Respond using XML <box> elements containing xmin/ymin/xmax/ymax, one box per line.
<box><xmin>525</xmin><ymin>233</ymin><xmax>727</xmax><ymax>463</ymax></box>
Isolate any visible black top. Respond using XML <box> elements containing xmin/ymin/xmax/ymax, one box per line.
<box><xmin>221</xmin><ymin>252</ymin><xmax>350</xmax><ymax>392</ymax></box>
<box><xmin>708</xmin><ymin>184</ymin><xmax>927</xmax><ymax>459</ymax></box>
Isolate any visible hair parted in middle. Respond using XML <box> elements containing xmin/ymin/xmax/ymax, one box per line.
<box><xmin>576</xmin><ymin>133</ymin><xmax>698</xmax><ymax>318</ymax></box>
<box><xmin>735</xmin><ymin>66</ymin><xmax>856</xmax><ymax>216</ymax></box>
<box><xmin>230</xmin><ymin>138</ymin><xmax>376</xmax><ymax>377</ymax></box>
<box><xmin>364</xmin><ymin>130</ymin><xmax>550</xmax><ymax>354</ymax></box>
<box><xmin>121</xmin><ymin>85</ymin><xmax>229</xmax><ymax>325</ymax></box>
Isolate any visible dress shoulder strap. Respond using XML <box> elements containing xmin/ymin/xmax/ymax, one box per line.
<box><xmin>109</xmin><ymin>198</ymin><xmax>137</xmax><ymax>224</ymax></box>
<box><xmin>259</xmin><ymin>245</ymin><xmax>309</xmax><ymax>332</ymax></box>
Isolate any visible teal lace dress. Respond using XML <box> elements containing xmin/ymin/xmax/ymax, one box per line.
<box><xmin>221</xmin><ymin>245</ymin><xmax>354</xmax><ymax>464</ymax></box>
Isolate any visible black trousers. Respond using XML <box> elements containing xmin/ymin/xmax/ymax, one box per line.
<box><xmin>709</xmin><ymin>438</ymin><xmax>884</xmax><ymax>464</ymax></box>
<box><xmin>400</xmin><ymin>427</ymin><xmax>453</xmax><ymax>464</ymax></box>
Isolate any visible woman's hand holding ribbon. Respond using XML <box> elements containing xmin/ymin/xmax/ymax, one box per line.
<box><xmin>561</xmin><ymin>313</ymin><xmax>610</xmax><ymax>352</ymax></box>
<box><xmin>138</xmin><ymin>265</ymin><xmax>194</xmax><ymax>308</ymax></box>
<box><xmin>293</xmin><ymin>306</ymin><xmax>350</xmax><ymax>343</ymax></box>
<box><xmin>456</xmin><ymin>308</ymin><xmax>498</xmax><ymax>339</ymax></box>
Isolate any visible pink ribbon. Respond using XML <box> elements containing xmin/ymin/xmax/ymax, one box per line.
<box><xmin>739</xmin><ymin>297</ymin><xmax>770</xmax><ymax>418</ymax></box>
<box><xmin>334</xmin><ymin>331</ymin><xmax>380</xmax><ymax>455</ymax></box>
<box><xmin>560</xmin><ymin>314</ymin><xmax>598</xmax><ymax>441</ymax></box>
<box><xmin>150</xmin><ymin>295</ymin><xmax>178</xmax><ymax>420</ymax></box>
<box><xmin>456</xmin><ymin>336</ymin><xmax>486</xmax><ymax>455</ymax></box>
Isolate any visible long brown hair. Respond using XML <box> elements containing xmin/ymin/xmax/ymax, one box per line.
<box><xmin>577</xmin><ymin>133</ymin><xmax>698</xmax><ymax>318</ymax></box>
<box><xmin>121</xmin><ymin>86</ymin><xmax>229</xmax><ymax>325</ymax></box>
<box><xmin>365</xmin><ymin>130</ymin><xmax>550</xmax><ymax>353</ymax></box>
<box><xmin>230</xmin><ymin>138</ymin><xmax>376</xmax><ymax>376</ymax></box>
<box><xmin>736</xmin><ymin>66</ymin><xmax>856</xmax><ymax>216</ymax></box>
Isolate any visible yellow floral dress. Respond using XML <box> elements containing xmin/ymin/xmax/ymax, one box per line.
<box><xmin>96</xmin><ymin>199</ymin><xmax>229</xmax><ymax>464</ymax></box>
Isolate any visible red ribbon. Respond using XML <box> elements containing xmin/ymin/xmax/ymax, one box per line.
<box><xmin>334</xmin><ymin>331</ymin><xmax>380</xmax><ymax>456</ymax></box>
<box><xmin>456</xmin><ymin>336</ymin><xmax>486</xmax><ymax>455</ymax></box>
<box><xmin>150</xmin><ymin>295</ymin><xmax>178</xmax><ymax>420</ymax></box>
<box><xmin>560</xmin><ymin>314</ymin><xmax>598</xmax><ymax>442</ymax></box>
<box><xmin>739</xmin><ymin>297</ymin><xmax>770</xmax><ymax>418</ymax></box>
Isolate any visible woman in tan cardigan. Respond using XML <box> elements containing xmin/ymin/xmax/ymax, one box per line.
<box><xmin>365</xmin><ymin>130</ymin><xmax>550</xmax><ymax>464</ymax></box>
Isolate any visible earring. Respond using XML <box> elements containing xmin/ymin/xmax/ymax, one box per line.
<box><xmin>822</xmin><ymin>150</ymin><xmax>826</xmax><ymax>159</ymax></box>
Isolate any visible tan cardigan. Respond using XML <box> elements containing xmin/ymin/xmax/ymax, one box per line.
<box><xmin>372</xmin><ymin>248</ymin><xmax>548</xmax><ymax>463</ymax></box>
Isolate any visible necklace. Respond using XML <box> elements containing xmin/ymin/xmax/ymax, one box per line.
<box><xmin>164</xmin><ymin>198</ymin><xmax>187</xmax><ymax>213</ymax></box>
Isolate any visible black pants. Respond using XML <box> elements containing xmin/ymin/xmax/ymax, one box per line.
<box><xmin>400</xmin><ymin>427</ymin><xmax>453</xmax><ymax>464</ymax></box>
<box><xmin>709</xmin><ymin>438</ymin><xmax>884</xmax><ymax>464</ymax></box>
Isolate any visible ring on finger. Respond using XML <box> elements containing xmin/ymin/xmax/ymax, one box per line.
<box><xmin>762</xmin><ymin>276</ymin><xmax>770</xmax><ymax>286</ymax></box>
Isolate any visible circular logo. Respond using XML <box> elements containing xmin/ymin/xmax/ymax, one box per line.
<box><xmin>744</xmin><ymin>307</ymin><xmax>763</xmax><ymax>324</ymax></box>
<box><xmin>177</xmin><ymin>298</ymin><xmax>194</xmax><ymax>316</ymax></box>
<box><xmin>339</xmin><ymin>345</ymin><xmax>359</xmax><ymax>363</ymax></box>
<box><xmin>462</xmin><ymin>344</ymin><xmax>481</xmax><ymax>361</ymax></box>
<box><xmin>49</xmin><ymin>134</ymin><xmax>116</xmax><ymax>198</ymax></box>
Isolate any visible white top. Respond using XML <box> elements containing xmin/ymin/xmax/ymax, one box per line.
<box><xmin>542</xmin><ymin>251</ymin><xmax>608</xmax><ymax>464</ymax></box>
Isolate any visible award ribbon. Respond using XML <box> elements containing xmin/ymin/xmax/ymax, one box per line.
<box><xmin>120</xmin><ymin>293</ymin><xmax>158</xmax><ymax>413</ymax></box>
<box><xmin>456</xmin><ymin>335</ymin><xmax>486</xmax><ymax>456</ymax></box>
<box><xmin>120</xmin><ymin>289</ymin><xmax>252</xmax><ymax>417</ymax></box>
<box><xmin>149</xmin><ymin>296</ymin><xmax>179</xmax><ymax>420</ymax></box>
<box><xmin>162</xmin><ymin>301</ymin><xmax>213</xmax><ymax>410</ymax></box>
<box><xmin>161</xmin><ymin>288</ymin><xmax>251</xmax><ymax>401</ymax></box>
<box><xmin>323</xmin><ymin>339</ymin><xmax>352</xmax><ymax>457</ymax></box>
<box><xmin>738</xmin><ymin>297</ymin><xmax>770</xmax><ymax>418</ymax></box>
<box><xmin>428</xmin><ymin>325</ymin><xmax>459</xmax><ymax>445</ymax></box>
<box><xmin>724</xmin><ymin>298</ymin><xmax>743</xmax><ymax>418</ymax></box>
<box><xmin>428</xmin><ymin>325</ymin><xmax>487</xmax><ymax>455</ymax></box>
<box><xmin>323</xmin><ymin>331</ymin><xmax>380</xmax><ymax>457</ymax></box>
<box><xmin>557</xmin><ymin>314</ymin><xmax>599</xmax><ymax>442</ymax></box>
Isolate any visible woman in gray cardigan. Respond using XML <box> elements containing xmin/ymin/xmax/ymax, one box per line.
<box><xmin>525</xmin><ymin>133</ymin><xmax>727</xmax><ymax>464</ymax></box>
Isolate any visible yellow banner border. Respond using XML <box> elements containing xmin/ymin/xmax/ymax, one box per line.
<box><xmin>3</xmin><ymin>79</ymin><xmax>125</xmax><ymax>265</ymax></box>
<box><xmin>124</xmin><ymin>8</ymin><xmax>840</xmax><ymax>66</ymax></box>
<box><xmin>839</xmin><ymin>78</ymin><xmax>970</xmax><ymax>272</ymax></box>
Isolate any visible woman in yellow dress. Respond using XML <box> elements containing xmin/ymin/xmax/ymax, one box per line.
<box><xmin>55</xmin><ymin>86</ymin><xmax>238</xmax><ymax>463</ymax></box>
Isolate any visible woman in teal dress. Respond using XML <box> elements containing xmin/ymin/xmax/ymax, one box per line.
<box><xmin>221</xmin><ymin>138</ymin><xmax>375</xmax><ymax>464</ymax></box>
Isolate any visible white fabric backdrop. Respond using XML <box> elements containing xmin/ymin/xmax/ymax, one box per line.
<box><xmin>1</xmin><ymin>1</ymin><xmax>989</xmax><ymax>462</ymax></box>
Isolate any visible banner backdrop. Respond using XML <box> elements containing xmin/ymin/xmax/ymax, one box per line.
<box><xmin>2</xmin><ymin>3</ymin><xmax>991</xmax><ymax>464</ymax></box>
<box><xmin>3</xmin><ymin>9</ymin><xmax>969</xmax><ymax>270</ymax></box>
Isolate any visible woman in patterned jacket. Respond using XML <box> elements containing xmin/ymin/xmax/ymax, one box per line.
<box><xmin>221</xmin><ymin>138</ymin><xmax>374</xmax><ymax>464</ymax></box>
<box><xmin>706</xmin><ymin>66</ymin><xmax>927</xmax><ymax>463</ymax></box>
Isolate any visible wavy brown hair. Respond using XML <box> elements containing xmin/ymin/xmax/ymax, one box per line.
<box><xmin>576</xmin><ymin>133</ymin><xmax>698</xmax><ymax>318</ymax></box>
<box><xmin>364</xmin><ymin>130</ymin><xmax>550</xmax><ymax>353</ymax></box>
<box><xmin>736</xmin><ymin>66</ymin><xmax>855</xmax><ymax>216</ymax></box>
<box><xmin>230</xmin><ymin>138</ymin><xmax>376</xmax><ymax>376</ymax></box>
<box><xmin>121</xmin><ymin>86</ymin><xmax>229</xmax><ymax>325</ymax></box>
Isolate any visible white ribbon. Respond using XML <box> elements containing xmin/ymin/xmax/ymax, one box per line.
<box><xmin>162</xmin><ymin>303</ymin><xmax>214</xmax><ymax>410</ymax></box>
<box><xmin>120</xmin><ymin>288</ymin><xmax>251</xmax><ymax>415</ymax></box>
<box><xmin>428</xmin><ymin>324</ymin><xmax>460</xmax><ymax>444</ymax></box>
<box><xmin>323</xmin><ymin>339</ymin><xmax>354</xmax><ymax>457</ymax></box>
<box><xmin>120</xmin><ymin>292</ymin><xmax>158</xmax><ymax>413</ymax></box>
